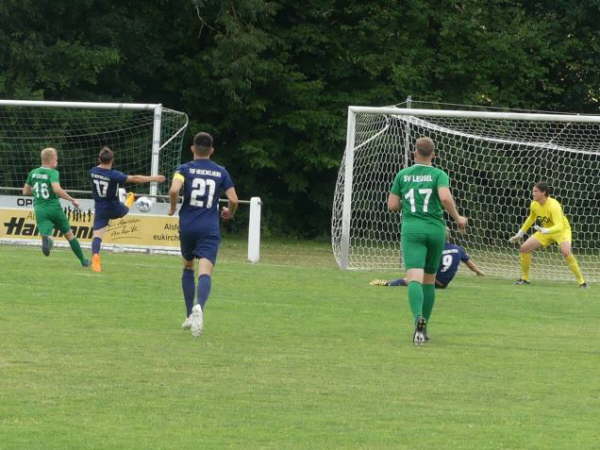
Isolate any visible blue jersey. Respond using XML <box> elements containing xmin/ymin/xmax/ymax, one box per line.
<box><xmin>89</xmin><ymin>166</ymin><xmax>128</xmax><ymax>210</ymax></box>
<box><xmin>175</xmin><ymin>159</ymin><xmax>234</xmax><ymax>235</ymax></box>
<box><xmin>436</xmin><ymin>243</ymin><xmax>469</xmax><ymax>286</ymax></box>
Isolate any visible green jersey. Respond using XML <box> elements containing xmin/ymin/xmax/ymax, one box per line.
<box><xmin>390</xmin><ymin>164</ymin><xmax>450</xmax><ymax>234</ymax></box>
<box><xmin>26</xmin><ymin>167</ymin><xmax>60</xmax><ymax>208</ymax></box>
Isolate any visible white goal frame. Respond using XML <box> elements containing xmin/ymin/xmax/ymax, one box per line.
<box><xmin>0</xmin><ymin>99</ymin><xmax>262</xmax><ymax>263</ymax></box>
<box><xmin>333</xmin><ymin>105</ymin><xmax>600</xmax><ymax>281</ymax></box>
<box><xmin>0</xmin><ymin>99</ymin><xmax>182</xmax><ymax>197</ymax></box>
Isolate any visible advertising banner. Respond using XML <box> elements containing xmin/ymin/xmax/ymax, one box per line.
<box><xmin>0</xmin><ymin>207</ymin><xmax>180</xmax><ymax>250</ymax></box>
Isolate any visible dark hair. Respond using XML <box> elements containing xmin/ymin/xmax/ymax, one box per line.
<box><xmin>193</xmin><ymin>132</ymin><xmax>213</xmax><ymax>155</ymax></box>
<box><xmin>534</xmin><ymin>181</ymin><xmax>552</xmax><ymax>197</ymax></box>
<box><xmin>415</xmin><ymin>137</ymin><xmax>435</xmax><ymax>157</ymax></box>
<box><xmin>98</xmin><ymin>146</ymin><xmax>114</xmax><ymax>164</ymax></box>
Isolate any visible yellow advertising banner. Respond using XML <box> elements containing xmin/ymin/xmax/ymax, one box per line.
<box><xmin>0</xmin><ymin>207</ymin><xmax>180</xmax><ymax>249</ymax></box>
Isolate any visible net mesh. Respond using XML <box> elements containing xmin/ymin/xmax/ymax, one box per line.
<box><xmin>0</xmin><ymin>104</ymin><xmax>188</xmax><ymax>196</ymax></box>
<box><xmin>332</xmin><ymin>108</ymin><xmax>600</xmax><ymax>282</ymax></box>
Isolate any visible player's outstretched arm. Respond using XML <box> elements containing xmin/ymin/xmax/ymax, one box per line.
<box><xmin>465</xmin><ymin>259</ymin><xmax>485</xmax><ymax>276</ymax></box>
<box><xmin>168</xmin><ymin>177</ymin><xmax>184</xmax><ymax>216</ymax></box>
<box><xmin>509</xmin><ymin>209</ymin><xmax>535</xmax><ymax>242</ymax></box>
<box><xmin>126</xmin><ymin>175</ymin><xmax>166</xmax><ymax>184</ymax></box>
<box><xmin>22</xmin><ymin>183</ymin><xmax>32</xmax><ymax>196</ymax></box>
<box><xmin>438</xmin><ymin>187</ymin><xmax>467</xmax><ymax>231</ymax></box>
<box><xmin>221</xmin><ymin>187</ymin><xmax>239</xmax><ymax>221</ymax></box>
<box><xmin>51</xmin><ymin>182</ymin><xmax>79</xmax><ymax>209</ymax></box>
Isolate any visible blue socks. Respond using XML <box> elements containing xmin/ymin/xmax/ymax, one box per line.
<box><xmin>197</xmin><ymin>274</ymin><xmax>212</xmax><ymax>310</ymax></box>
<box><xmin>181</xmin><ymin>269</ymin><xmax>195</xmax><ymax>316</ymax></box>
<box><xmin>182</xmin><ymin>271</ymin><xmax>212</xmax><ymax>315</ymax></box>
<box><xmin>92</xmin><ymin>237</ymin><xmax>102</xmax><ymax>254</ymax></box>
<box><xmin>388</xmin><ymin>278</ymin><xmax>408</xmax><ymax>286</ymax></box>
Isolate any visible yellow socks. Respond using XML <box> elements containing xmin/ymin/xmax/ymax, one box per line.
<box><xmin>565</xmin><ymin>254</ymin><xmax>585</xmax><ymax>284</ymax></box>
<box><xmin>520</xmin><ymin>252</ymin><xmax>532</xmax><ymax>281</ymax></box>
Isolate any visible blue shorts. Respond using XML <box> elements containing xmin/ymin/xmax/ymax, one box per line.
<box><xmin>93</xmin><ymin>203</ymin><xmax>129</xmax><ymax>230</ymax></box>
<box><xmin>179</xmin><ymin>230</ymin><xmax>220</xmax><ymax>264</ymax></box>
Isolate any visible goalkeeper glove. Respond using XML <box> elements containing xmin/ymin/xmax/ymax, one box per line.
<box><xmin>508</xmin><ymin>230</ymin><xmax>525</xmax><ymax>243</ymax></box>
<box><xmin>533</xmin><ymin>225</ymin><xmax>550</xmax><ymax>234</ymax></box>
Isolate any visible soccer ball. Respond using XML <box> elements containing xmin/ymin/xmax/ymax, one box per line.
<box><xmin>135</xmin><ymin>196</ymin><xmax>153</xmax><ymax>213</ymax></box>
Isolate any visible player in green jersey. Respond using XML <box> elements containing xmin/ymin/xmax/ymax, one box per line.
<box><xmin>22</xmin><ymin>148</ymin><xmax>90</xmax><ymax>267</ymax></box>
<box><xmin>388</xmin><ymin>137</ymin><xmax>467</xmax><ymax>345</ymax></box>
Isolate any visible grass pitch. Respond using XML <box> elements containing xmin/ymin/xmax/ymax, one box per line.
<box><xmin>1</xmin><ymin>238</ymin><xmax>599</xmax><ymax>449</ymax></box>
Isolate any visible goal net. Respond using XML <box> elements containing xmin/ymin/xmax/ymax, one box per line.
<box><xmin>332</xmin><ymin>105</ymin><xmax>600</xmax><ymax>282</ymax></box>
<box><xmin>0</xmin><ymin>100</ymin><xmax>188</xmax><ymax>197</ymax></box>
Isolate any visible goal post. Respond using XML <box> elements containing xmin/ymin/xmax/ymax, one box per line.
<box><xmin>332</xmin><ymin>105</ymin><xmax>600</xmax><ymax>282</ymax></box>
<box><xmin>0</xmin><ymin>99</ymin><xmax>263</xmax><ymax>263</ymax></box>
<box><xmin>0</xmin><ymin>99</ymin><xmax>188</xmax><ymax>197</ymax></box>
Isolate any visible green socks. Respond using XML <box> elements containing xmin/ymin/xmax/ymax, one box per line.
<box><xmin>408</xmin><ymin>281</ymin><xmax>424</xmax><ymax>321</ymax></box>
<box><xmin>68</xmin><ymin>238</ymin><xmax>86</xmax><ymax>264</ymax></box>
<box><xmin>422</xmin><ymin>284</ymin><xmax>435</xmax><ymax>322</ymax></box>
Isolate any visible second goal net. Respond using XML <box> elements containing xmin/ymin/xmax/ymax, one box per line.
<box><xmin>0</xmin><ymin>100</ymin><xmax>188</xmax><ymax>198</ymax></box>
<box><xmin>332</xmin><ymin>105</ymin><xmax>600</xmax><ymax>282</ymax></box>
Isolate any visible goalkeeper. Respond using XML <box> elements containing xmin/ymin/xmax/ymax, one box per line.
<box><xmin>508</xmin><ymin>182</ymin><xmax>587</xmax><ymax>288</ymax></box>
<box><xmin>370</xmin><ymin>229</ymin><xmax>484</xmax><ymax>288</ymax></box>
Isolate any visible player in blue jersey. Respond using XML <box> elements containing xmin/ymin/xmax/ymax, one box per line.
<box><xmin>89</xmin><ymin>147</ymin><xmax>165</xmax><ymax>272</ymax></box>
<box><xmin>370</xmin><ymin>242</ymin><xmax>484</xmax><ymax>288</ymax></box>
<box><xmin>168</xmin><ymin>132</ymin><xmax>239</xmax><ymax>337</ymax></box>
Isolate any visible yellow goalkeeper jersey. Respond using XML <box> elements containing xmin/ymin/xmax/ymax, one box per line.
<box><xmin>520</xmin><ymin>197</ymin><xmax>571</xmax><ymax>235</ymax></box>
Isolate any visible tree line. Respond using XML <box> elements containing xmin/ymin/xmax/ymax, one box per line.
<box><xmin>1</xmin><ymin>0</ymin><xmax>599</xmax><ymax>236</ymax></box>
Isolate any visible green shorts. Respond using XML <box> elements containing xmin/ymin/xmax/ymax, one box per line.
<box><xmin>401</xmin><ymin>231</ymin><xmax>445</xmax><ymax>273</ymax></box>
<box><xmin>35</xmin><ymin>204</ymin><xmax>71</xmax><ymax>236</ymax></box>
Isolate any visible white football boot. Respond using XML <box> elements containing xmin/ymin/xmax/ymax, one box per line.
<box><xmin>190</xmin><ymin>304</ymin><xmax>204</xmax><ymax>337</ymax></box>
<box><xmin>181</xmin><ymin>315</ymin><xmax>192</xmax><ymax>330</ymax></box>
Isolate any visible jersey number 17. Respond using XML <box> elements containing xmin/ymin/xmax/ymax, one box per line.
<box><xmin>404</xmin><ymin>188</ymin><xmax>432</xmax><ymax>212</ymax></box>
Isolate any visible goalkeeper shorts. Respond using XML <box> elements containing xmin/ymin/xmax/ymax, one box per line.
<box><xmin>532</xmin><ymin>228</ymin><xmax>572</xmax><ymax>247</ymax></box>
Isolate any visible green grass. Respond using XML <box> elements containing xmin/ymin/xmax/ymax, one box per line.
<box><xmin>1</xmin><ymin>239</ymin><xmax>599</xmax><ymax>449</ymax></box>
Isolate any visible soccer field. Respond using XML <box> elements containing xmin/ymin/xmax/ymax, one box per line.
<box><xmin>1</xmin><ymin>240</ymin><xmax>598</xmax><ymax>449</ymax></box>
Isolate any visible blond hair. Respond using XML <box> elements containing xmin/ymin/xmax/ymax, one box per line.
<box><xmin>415</xmin><ymin>137</ymin><xmax>435</xmax><ymax>157</ymax></box>
<box><xmin>41</xmin><ymin>147</ymin><xmax>57</xmax><ymax>164</ymax></box>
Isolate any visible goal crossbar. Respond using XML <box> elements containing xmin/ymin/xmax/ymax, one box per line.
<box><xmin>349</xmin><ymin>106</ymin><xmax>600</xmax><ymax>123</ymax></box>
<box><xmin>0</xmin><ymin>99</ymin><xmax>161</xmax><ymax>110</ymax></box>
